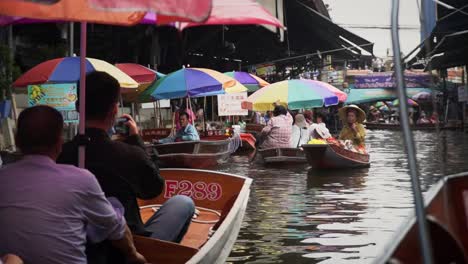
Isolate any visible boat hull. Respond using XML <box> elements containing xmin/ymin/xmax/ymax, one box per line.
<box><xmin>365</xmin><ymin>122</ymin><xmax>460</xmax><ymax>131</ymax></box>
<box><xmin>150</xmin><ymin>140</ymin><xmax>232</xmax><ymax>169</ymax></box>
<box><xmin>136</xmin><ymin>169</ymin><xmax>252</xmax><ymax>264</ymax></box>
<box><xmin>302</xmin><ymin>144</ymin><xmax>370</xmax><ymax>169</ymax></box>
<box><xmin>239</xmin><ymin>133</ymin><xmax>256</xmax><ymax>152</ymax></box>
<box><xmin>258</xmin><ymin>147</ymin><xmax>307</xmax><ymax>164</ymax></box>
<box><xmin>376</xmin><ymin>173</ymin><xmax>468</xmax><ymax>264</ymax></box>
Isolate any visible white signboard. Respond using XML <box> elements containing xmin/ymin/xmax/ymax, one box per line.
<box><xmin>217</xmin><ymin>92</ymin><xmax>248</xmax><ymax>116</ymax></box>
<box><xmin>458</xmin><ymin>86</ymin><xmax>468</xmax><ymax>102</ymax></box>
<box><xmin>141</xmin><ymin>99</ymin><xmax>170</xmax><ymax>109</ymax></box>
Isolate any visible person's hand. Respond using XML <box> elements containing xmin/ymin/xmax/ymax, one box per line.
<box><xmin>351</xmin><ymin>123</ymin><xmax>357</xmax><ymax>131</ymax></box>
<box><xmin>127</xmin><ymin>251</ymin><xmax>148</xmax><ymax>264</ymax></box>
<box><xmin>122</xmin><ymin>114</ymin><xmax>139</xmax><ymax>136</ymax></box>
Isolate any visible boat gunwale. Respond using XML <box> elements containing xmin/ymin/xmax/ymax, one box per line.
<box><xmin>302</xmin><ymin>143</ymin><xmax>370</xmax><ymax>166</ymax></box>
<box><xmin>157</xmin><ymin>150</ymin><xmax>232</xmax><ymax>159</ymax></box>
<box><xmin>182</xmin><ymin>169</ymin><xmax>252</xmax><ymax>263</ymax></box>
<box><xmin>373</xmin><ymin>171</ymin><xmax>468</xmax><ymax>263</ymax></box>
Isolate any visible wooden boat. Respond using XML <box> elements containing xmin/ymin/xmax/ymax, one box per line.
<box><xmin>376</xmin><ymin>172</ymin><xmax>468</xmax><ymax>264</ymax></box>
<box><xmin>149</xmin><ymin>139</ymin><xmax>232</xmax><ymax>169</ymax></box>
<box><xmin>239</xmin><ymin>133</ymin><xmax>256</xmax><ymax>152</ymax></box>
<box><xmin>364</xmin><ymin>122</ymin><xmax>461</xmax><ymax>131</ymax></box>
<box><xmin>136</xmin><ymin>168</ymin><xmax>252</xmax><ymax>264</ymax></box>
<box><xmin>257</xmin><ymin>147</ymin><xmax>307</xmax><ymax>164</ymax></box>
<box><xmin>245</xmin><ymin>123</ymin><xmax>264</xmax><ymax>135</ymax></box>
<box><xmin>302</xmin><ymin>143</ymin><xmax>370</xmax><ymax>169</ymax></box>
<box><xmin>200</xmin><ymin>133</ymin><xmax>256</xmax><ymax>153</ymax></box>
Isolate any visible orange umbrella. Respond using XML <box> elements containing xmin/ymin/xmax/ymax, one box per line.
<box><xmin>0</xmin><ymin>0</ymin><xmax>212</xmax><ymax>168</ymax></box>
<box><xmin>0</xmin><ymin>0</ymin><xmax>211</xmax><ymax>25</ymax></box>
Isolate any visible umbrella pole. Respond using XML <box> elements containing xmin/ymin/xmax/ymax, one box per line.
<box><xmin>158</xmin><ymin>100</ymin><xmax>162</xmax><ymax>128</ymax></box>
<box><xmin>203</xmin><ymin>96</ymin><xmax>206</xmax><ymax>132</ymax></box>
<box><xmin>78</xmin><ymin>22</ymin><xmax>87</xmax><ymax>169</ymax></box>
<box><xmin>153</xmin><ymin>102</ymin><xmax>159</xmax><ymax>128</ymax></box>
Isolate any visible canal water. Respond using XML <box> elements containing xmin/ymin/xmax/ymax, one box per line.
<box><xmin>219</xmin><ymin>130</ymin><xmax>468</xmax><ymax>264</ymax></box>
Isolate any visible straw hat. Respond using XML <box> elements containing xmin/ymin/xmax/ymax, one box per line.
<box><xmin>339</xmin><ymin>105</ymin><xmax>366</xmax><ymax>123</ymax></box>
<box><xmin>314</xmin><ymin>125</ymin><xmax>331</xmax><ymax>139</ymax></box>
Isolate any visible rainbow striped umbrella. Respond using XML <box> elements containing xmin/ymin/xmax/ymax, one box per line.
<box><xmin>241</xmin><ymin>79</ymin><xmax>338</xmax><ymax>111</ymax></box>
<box><xmin>304</xmin><ymin>79</ymin><xmax>347</xmax><ymax>102</ymax></box>
<box><xmin>13</xmin><ymin>57</ymin><xmax>138</xmax><ymax>89</ymax></box>
<box><xmin>224</xmin><ymin>71</ymin><xmax>269</xmax><ymax>92</ymax></box>
<box><xmin>391</xmin><ymin>98</ymin><xmax>419</xmax><ymax>107</ymax></box>
<box><xmin>146</xmin><ymin>68</ymin><xmax>247</xmax><ymax>100</ymax></box>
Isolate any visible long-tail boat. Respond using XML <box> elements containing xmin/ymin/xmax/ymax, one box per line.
<box><xmin>302</xmin><ymin>143</ymin><xmax>370</xmax><ymax>169</ymax></box>
<box><xmin>257</xmin><ymin>147</ymin><xmax>307</xmax><ymax>164</ymax></box>
<box><xmin>136</xmin><ymin>168</ymin><xmax>252</xmax><ymax>264</ymax></box>
<box><xmin>148</xmin><ymin>139</ymin><xmax>233</xmax><ymax>169</ymax></box>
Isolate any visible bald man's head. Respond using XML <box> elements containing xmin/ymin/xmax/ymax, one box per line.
<box><xmin>16</xmin><ymin>105</ymin><xmax>64</xmax><ymax>158</ymax></box>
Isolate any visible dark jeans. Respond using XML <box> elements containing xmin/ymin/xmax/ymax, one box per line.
<box><xmin>87</xmin><ymin>195</ymin><xmax>195</xmax><ymax>264</ymax></box>
<box><xmin>144</xmin><ymin>195</ymin><xmax>195</xmax><ymax>243</ymax></box>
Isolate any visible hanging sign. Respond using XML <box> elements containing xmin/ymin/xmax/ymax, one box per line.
<box><xmin>217</xmin><ymin>92</ymin><xmax>248</xmax><ymax>116</ymax></box>
<box><xmin>27</xmin><ymin>83</ymin><xmax>79</xmax><ymax>123</ymax></box>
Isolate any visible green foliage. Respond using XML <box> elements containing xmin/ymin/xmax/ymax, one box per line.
<box><xmin>0</xmin><ymin>44</ymin><xmax>21</xmax><ymax>101</ymax></box>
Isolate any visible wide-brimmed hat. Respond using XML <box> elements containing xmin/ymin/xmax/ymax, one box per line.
<box><xmin>315</xmin><ymin>125</ymin><xmax>331</xmax><ymax>139</ymax></box>
<box><xmin>294</xmin><ymin>114</ymin><xmax>308</xmax><ymax>128</ymax></box>
<box><xmin>339</xmin><ymin>105</ymin><xmax>366</xmax><ymax>123</ymax></box>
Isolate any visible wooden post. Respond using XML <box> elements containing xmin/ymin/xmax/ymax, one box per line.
<box><xmin>203</xmin><ymin>96</ymin><xmax>206</xmax><ymax>132</ymax></box>
<box><xmin>153</xmin><ymin>101</ymin><xmax>157</xmax><ymax>128</ymax></box>
<box><xmin>463</xmin><ymin>66</ymin><xmax>467</xmax><ymax>130</ymax></box>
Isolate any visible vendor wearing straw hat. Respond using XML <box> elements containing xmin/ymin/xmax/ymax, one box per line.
<box><xmin>338</xmin><ymin>105</ymin><xmax>366</xmax><ymax>148</ymax></box>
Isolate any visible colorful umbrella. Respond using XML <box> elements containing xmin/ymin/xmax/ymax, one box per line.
<box><xmin>89</xmin><ymin>0</ymin><xmax>211</xmax><ymax>24</ymax></box>
<box><xmin>391</xmin><ymin>98</ymin><xmax>418</xmax><ymax>107</ymax></box>
<box><xmin>115</xmin><ymin>63</ymin><xmax>166</xmax><ymax>102</ymax></box>
<box><xmin>0</xmin><ymin>0</ymin><xmax>211</xmax><ymax>25</ymax></box>
<box><xmin>146</xmin><ymin>68</ymin><xmax>247</xmax><ymax>100</ymax></box>
<box><xmin>224</xmin><ymin>71</ymin><xmax>269</xmax><ymax>92</ymax></box>
<box><xmin>241</xmin><ymin>79</ymin><xmax>339</xmax><ymax>111</ymax></box>
<box><xmin>115</xmin><ymin>63</ymin><xmax>160</xmax><ymax>84</ymax></box>
<box><xmin>379</xmin><ymin>105</ymin><xmax>390</xmax><ymax>112</ymax></box>
<box><xmin>305</xmin><ymin>79</ymin><xmax>348</xmax><ymax>103</ymax></box>
<box><xmin>177</xmin><ymin>0</ymin><xmax>283</xmax><ymax>30</ymax></box>
<box><xmin>13</xmin><ymin>57</ymin><xmax>138</xmax><ymax>89</ymax></box>
<box><xmin>411</xmin><ymin>91</ymin><xmax>432</xmax><ymax>102</ymax></box>
<box><xmin>375</xmin><ymin>101</ymin><xmax>386</xmax><ymax>108</ymax></box>
<box><xmin>345</xmin><ymin>88</ymin><xmax>432</xmax><ymax>104</ymax></box>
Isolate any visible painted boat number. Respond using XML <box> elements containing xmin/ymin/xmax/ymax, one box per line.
<box><xmin>164</xmin><ymin>180</ymin><xmax>223</xmax><ymax>201</ymax></box>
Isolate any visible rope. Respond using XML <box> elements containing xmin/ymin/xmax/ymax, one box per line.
<box><xmin>140</xmin><ymin>204</ymin><xmax>221</xmax><ymax>224</ymax></box>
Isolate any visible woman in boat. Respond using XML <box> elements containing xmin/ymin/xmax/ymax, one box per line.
<box><xmin>233</xmin><ymin>115</ymin><xmax>247</xmax><ymax>132</ymax></box>
<box><xmin>259</xmin><ymin>105</ymin><xmax>293</xmax><ymax>149</ymax></box>
<box><xmin>310</xmin><ymin>112</ymin><xmax>331</xmax><ymax>139</ymax></box>
<box><xmin>290</xmin><ymin>114</ymin><xmax>310</xmax><ymax>148</ymax></box>
<box><xmin>338</xmin><ymin>105</ymin><xmax>366</xmax><ymax>148</ymax></box>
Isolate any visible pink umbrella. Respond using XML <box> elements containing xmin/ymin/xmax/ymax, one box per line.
<box><xmin>177</xmin><ymin>0</ymin><xmax>283</xmax><ymax>30</ymax></box>
<box><xmin>305</xmin><ymin>79</ymin><xmax>348</xmax><ymax>103</ymax></box>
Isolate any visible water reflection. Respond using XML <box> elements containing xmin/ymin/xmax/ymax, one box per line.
<box><xmin>224</xmin><ymin>130</ymin><xmax>468</xmax><ymax>263</ymax></box>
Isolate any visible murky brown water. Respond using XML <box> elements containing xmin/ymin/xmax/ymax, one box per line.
<box><xmin>218</xmin><ymin>130</ymin><xmax>468</xmax><ymax>264</ymax></box>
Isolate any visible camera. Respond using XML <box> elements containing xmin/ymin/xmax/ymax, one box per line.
<box><xmin>114</xmin><ymin>117</ymin><xmax>129</xmax><ymax>136</ymax></box>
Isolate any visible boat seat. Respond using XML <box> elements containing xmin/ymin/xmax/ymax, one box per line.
<box><xmin>134</xmin><ymin>235</ymin><xmax>198</xmax><ymax>264</ymax></box>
